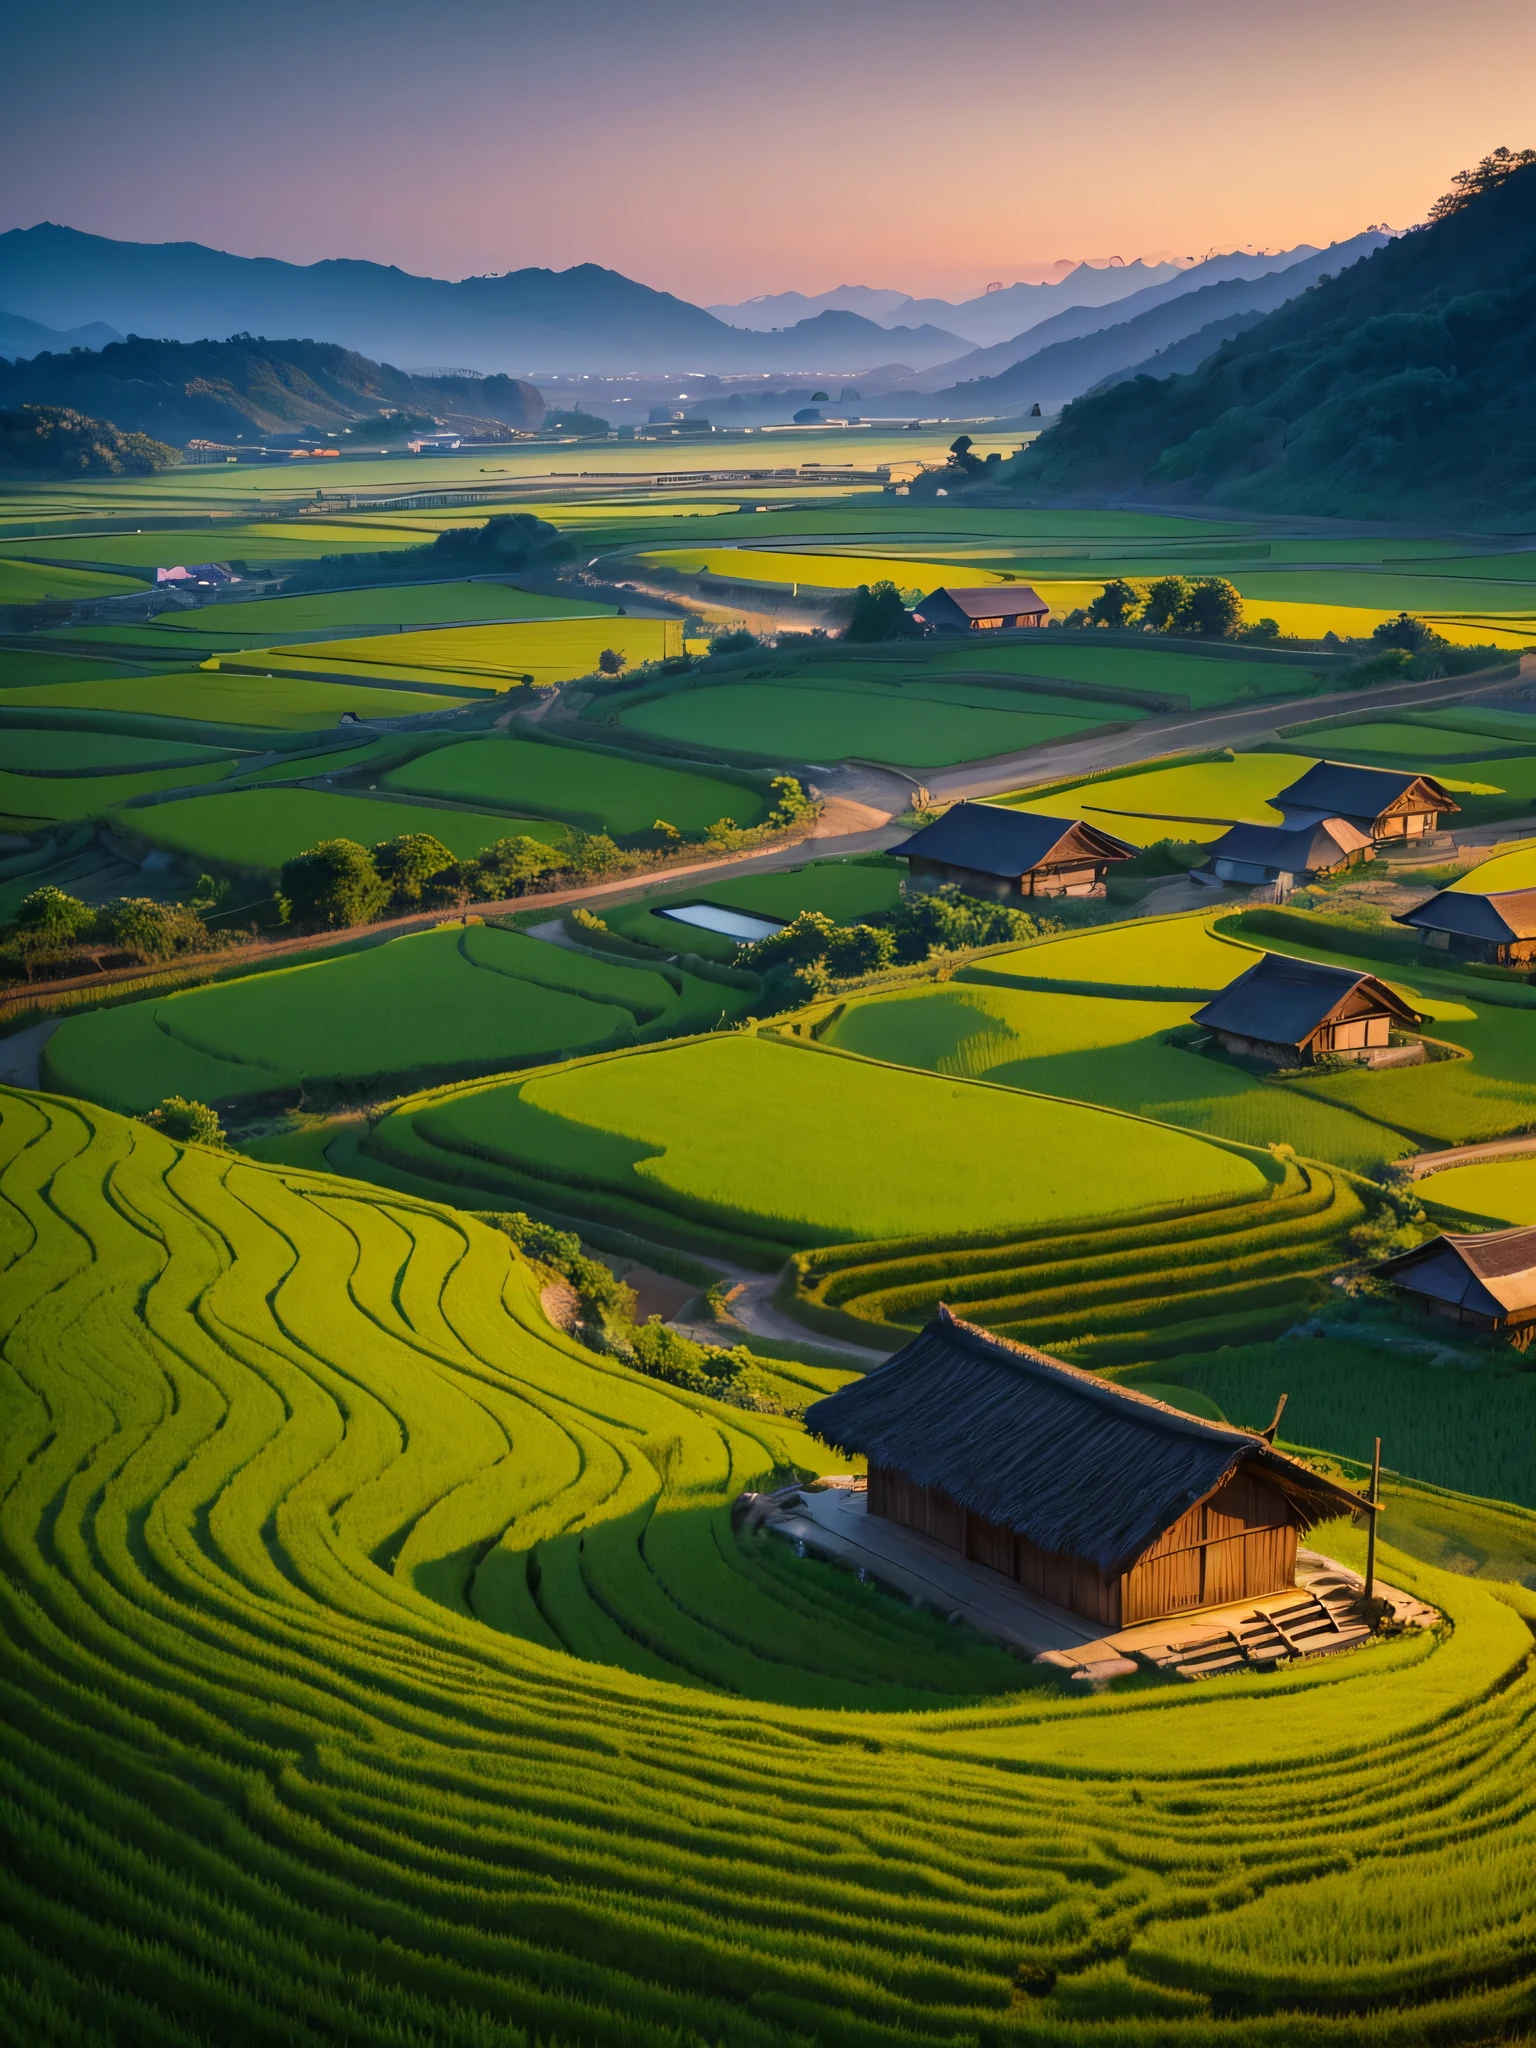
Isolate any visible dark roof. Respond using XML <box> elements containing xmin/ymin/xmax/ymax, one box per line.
<box><xmin>1192</xmin><ymin>951</ymin><xmax>1421</xmax><ymax>1047</ymax></box>
<box><xmin>1274</xmin><ymin>760</ymin><xmax>1458</xmax><ymax>823</ymax></box>
<box><xmin>914</xmin><ymin>585</ymin><xmax>1050</xmax><ymax>620</ymax></box>
<box><xmin>1377</xmin><ymin>1227</ymin><xmax>1536</xmax><ymax>1317</ymax></box>
<box><xmin>897</xmin><ymin>801</ymin><xmax>1136</xmax><ymax>879</ymax></box>
<box><xmin>1208</xmin><ymin>818</ymin><xmax>1373</xmax><ymax>873</ymax></box>
<box><xmin>1396</xmin><ymin>887</ymin><xmax>1536</xmax><ymax>943</ymax></box>
<box><xmin>804</xmin><ymin>1307</ymin><xmax>1362</xmax><ymax>1576</ymax></box>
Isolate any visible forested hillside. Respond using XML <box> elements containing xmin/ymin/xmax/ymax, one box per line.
<box><xmin>1009</xmin><ymin>151</ymin><xmax>1536</xmax><ymax>520</ymax></box>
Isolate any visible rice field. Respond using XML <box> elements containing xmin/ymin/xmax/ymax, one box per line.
<box><xmin>114</xmin><ymin>785</ymin><xmax>565</xmax><ymax>873</ymax></box>
<box><xmin>157</xmin><ymin>580</ymin><xmax>614</xmax><ymax>636</ymax></box>
<box><xmin>291</xmin><ymin>616</ymin><xmax>681</xmax><ymax>684</ymax></box>
<box><xmin>41</xmin><ymin>924</ymin><xmax>744</xmax><ymax>1112</ymax></box>
<box><xmin>1001</xmin><ymin>753</ymin><xmax>1317</xmax><ymax>842</ymax></box>
<box><xmin>12</xmin><ymin>1085</ymin><xmax>1536</xmax><ymax>2040</ymax></box>
<box><xmin>0</xmin><ymin>555</ymin><xmax>143</xmax><ymax>603</ymax></box>
<box><xmin>0</xmin><ymin>757</ymin><xmax>237</xmax><ymax>825</ymax></box>
<box><xmin>383</xmin><ymin>735</ymin><xmax>768</xmax><ymax>835</ymax></box>
<box><xmin>1422</xmin><ymin>1154</ymin><xmax>1536</xmax><ymax>1225</ymax></box>
<box><xmin>0</xmin><ymin>667</ymin><xmax>484</xmax><ymax>729</ymax></box>
<box><xmin>1450</xmin><ymin>841</ymin><xmax>1536</xmax><ymax>893</ymax></box>
<box><xmin>386</xmin><ymin>1033</ymin><xmax>1274</xmax><ymax>1257</ymax></box>
<box><xmin>0</xmin><ymin>729</ymin><xmax>232</xmax><ymax>771</ymax></box>
<box><xmin>636</xmin><ymin>545</ymin><xmax>1010</xmax><ymax>590</ymax></box>
<box><xmin>975</xmin><ymin>911</ymin><xmax>1260</xmax><ymax>994</ymax></box>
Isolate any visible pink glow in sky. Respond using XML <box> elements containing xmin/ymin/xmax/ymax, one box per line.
<box><xmin>4</xmin><ymin>0</ymin><xmax>1533</xmax><ymax>301</ymax></box>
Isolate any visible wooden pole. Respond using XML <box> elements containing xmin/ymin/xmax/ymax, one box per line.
<box><xmin>1364</xmin><ymin>1436</ymin><xmax>1382</xmax><ymax>1604</ymax></box>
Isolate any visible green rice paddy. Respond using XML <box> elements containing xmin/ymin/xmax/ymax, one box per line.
<box><xmin>1451</xmin><ymin>841</ymin><xmax>1536</xmax><ymax>892</ymax></box>
<box><xmin>293</xmin><ymin>615</ymin><xmax>680</xmax><ymax>684</ymax></box>
<box><xmin>383</xmin><ymin>735</ymin><xmax>767</xmax><ymax>835</ymax></box>
<box><xmin>0</xmin><ymin>758</ymin><xmax>236</xmax><ymax>825</ymax></box>
<box><xmin>1003</xmin><ymin>754</ymin><xmax>1315</xmax><ymax>842</ymax></box>
<box><xmin>1422</xmin><ymin>1154</ymin><xmax>1536</xmax><ymax>1225</ymax></box>
<box><xmin>158</xmin><ymin>579</ymin><xmax>614</xmax><ymax>636</ymax></box>
<box><xmin>0</xmin><ymin>667</ymin><xmax>482</xmax><ymax>729</ymax></box>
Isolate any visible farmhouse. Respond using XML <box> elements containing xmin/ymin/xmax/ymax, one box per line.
<box><xmin>1376</xmin><ymin>1227</ymin><xmax>1536</xmax><ymax>1339</ymax></box>
<box><xmin>1205</xmin><ymin>816</ymin><xmax>1373</xmax><ymax>887</ymax></box>
<box><xmin>1191</xmin><ymin>952</ymin><xmax>1422</xmax><ymax>1067</ymax></box>
<box><xmin>896</xmin><ymin>801</ymin><xmax>1136</xmax><ymax>902</ymax></box>
<box><xmin>804</xmin><ymin>1307</ymin><xmax>1365</xmax><ymax>1627</ymax></box>
<box><xmin>912</xmin><ymin>585</ymin><xmax>1051</xmax><ymax>631</ymax></box>
<box><xmin>1272</xmin><ymin>760</ymin><xmax>1459</xmax><ymax>842</ymax></box>
<box><xmin>1394</xmin><ymin>885</ymin><xmax>1536</xmax><ymax>966</ymax></box>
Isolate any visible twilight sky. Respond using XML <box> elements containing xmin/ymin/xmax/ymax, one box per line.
<box><xmin>5</xmin><ymin>0</ymin><xmax>1533</xmax><ymax>303</ymax></box>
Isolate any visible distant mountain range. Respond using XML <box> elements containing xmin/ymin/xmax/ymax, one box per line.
<box><xmin>0</xmin><ymin>334</ymin><xmax>545</xmax><ymax>445</ymax></box>
<box><xmin>0</xmin><ymin>226</ymin><xmax>964</xmax><ymax>376</ymax></box>
<box><xmin>1011</xmin><ymin>160</ymin><xmax>1536</xmax><ymax>520</ymax></box>
<box><xmin>883</xmin><ymin>235</ymin><xmax>1389</xmax><ymax>413</ymax></box>
<box><xmin>0</xmin><ymin>305</ymin><xmax>123</xmax><ymax>360</ymax></box>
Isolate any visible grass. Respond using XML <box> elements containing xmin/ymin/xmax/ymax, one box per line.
<box><xmin>1421</xmin><ymin>1154</ymin><xmax>1536</xmax><ymax>1224</ymax></box>
<box><xmin>618</xmin><ymin>677</ymin><xmax>1118</xmax><ymax>766</ymax></box>
<box><xmin>383</xmin><ymin>735</ymin><xmax>768</xmax><ymax>835</ymax></box>
<box><xmin>158</xmin><ymin>580</ymin><xmax>614</xmax><ymax>635</ymax></box>
<box><xmin>292</xmin><ymin>616</ymin><xmax>681</xmax><ymax>684</ymax></box>
<box><xmin>0</xmin><ymin>667</ymin><xmax>483</xmax><ymax>728</ymax></box>
<box><xmin>5</xmin><ymin>1080</ymin><xmax>1536</xmax><ymax>2039</ymax></box>
<box><xmin>394</xmin><ymin>1033</ymin><xmax>1273</xmax><ymax>1255</ymax></box>
<box><xmin>112</xmin><ymin>786</ymin><xmax>567</xmax><ymax>874</ymax></box>
<box><xmin>41</xmin><ymin>923</ymin><xmax>714</xmax><ymax>1112</ymax></box>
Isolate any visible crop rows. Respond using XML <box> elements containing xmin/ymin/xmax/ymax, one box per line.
<box><xmin>6</xmin><ymin>1085</ymin><xmax>1536</xmax><ymax>2043</ymax></box>
<box><xmin>790</xmin><ymin>1161</ymin><xmax>1365</xmax><ymax>1362</ymax></box>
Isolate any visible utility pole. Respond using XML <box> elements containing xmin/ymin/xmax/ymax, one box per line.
<box><xmin>1363</xmin><ymin>1436</ymin><xmax>1382</xmax><ymax>1604</ymax></box>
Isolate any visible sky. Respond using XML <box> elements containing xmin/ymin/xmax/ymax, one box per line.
<box><xmin>4</xmin><ymin>0</ymin><xmax>1534</xmax><ymax>304</ymax></box>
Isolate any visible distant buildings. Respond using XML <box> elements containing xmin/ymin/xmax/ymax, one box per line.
<box><xmin>912</xmin><ymin>585</ymin><xmax>1050</xmax><ymax>631</ymax></box>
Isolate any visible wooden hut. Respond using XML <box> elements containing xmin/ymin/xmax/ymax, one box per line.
<box><xmin>1205</xmin><ymin>817</ymin><xmax>1373</xmax><ymax>888</ymax></box>
<box><xmin>1395</xmin><ymin>885</ymin><xmax>1536</xmax><ymax>966</ymax></box>
<box><xmin>804</xmin><ymin>1307</ymin><xmax>1364</xmax><ymax>1628</ymax></box>
<box><xmin>1191</xmin><ymin>952</ymin><xmax>1422</xmax><ymax>1066</ymax></box>
<box><xmin>896</xmin><ymin>801</ymin><xmax>1136</xmax><ymax>903</ymax></box>
<box><xmin>912</xmin><ymin>586</ymin><xmax>1050</xmax><ymax>632</ymax></box>
<box><xmin>1376</xmin><ymin>1227</ymin><xmax>1536</xmax><ymax>1340</ymax></box>
<box><xmin>1272</xmin><ymin>761</ymin><xmax>1459</xmax><ymax>842</ymax></box>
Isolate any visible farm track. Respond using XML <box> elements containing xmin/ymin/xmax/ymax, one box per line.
<box><xmin>5</xmin><ymin>1088</ymin><xmax>1536</xmax><ymax>2042</ymax></box>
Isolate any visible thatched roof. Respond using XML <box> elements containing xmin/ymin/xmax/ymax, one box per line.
<box><xmin>1377</xmin><ymin>1227</ymin><xmax>1536</xmax><ymax>1317</ymax></box>
<box><xmin>1275</xmin><ymin>760</ymin><xmax>1458</xmax><ymax>827</ymax></box>
<box><xmin>804</xmin><ymin>1307</ymin><xmax>1363</xmax><ymax>1576</ymax></box>
<box><xmin>897</xmin><ymin>801</ymin><xmax>1136</xmax><ymax>879</ymax></box>
<box><xmin>1208</xmin><ymin>818</ymin><xmax>1372</xmax><ymax>873</ymax></box>
<box><xmin>1396</xmin><ymin>887</ymin><xmax>1536</xmax><ymax>943</ymax></box>
<box><xmin>1192</xmin><ymin>952</ymin><xmax>1421</xmax><ymax>1048</ymax></box>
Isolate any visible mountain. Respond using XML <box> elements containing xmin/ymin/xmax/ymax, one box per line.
<box><xmin>892</xmin><ymin>261</ymin><xmax>1185</xmax><ymax>346</ymax></box>
<box><xmin>749</xmin><ymin>309</ymin><xmax>967</xmax><ymax>369</ymax></box>
<box><xmin>0</xmin><ymin>226</ymin><xmax>968</xmax><ymax>375</ymax></box>
<box><xmin>1085</xmin><ymin>309</ymin><xmax>1273</xmax><ymax>394</ymax></box>
<box><xmin>0</xmin><ymin>334</ymin><xmax>545</xmax><ymax>446</ymax></box>
<box><xmin>0</xmin><ymin>307</ymin><xmax>123</xmax><ymax>361</ymax></box>
<box><xmin>1010</xmin><ymin>157</ymin><xmax>1536</xmax><ymax>520</ymax></box>
<box><xmin>895</xmin><ymin>237</ymin><xmax>1387</xmax><ymax>413</ymax></box>
<box><xmin>706</xmin><ymin>285</ymin><xmax>916</xmax><ymax>328</ymax></box>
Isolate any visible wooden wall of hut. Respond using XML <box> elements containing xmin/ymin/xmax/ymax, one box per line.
<box><xmin>867</xmin><ymin>1464</ymin><xmax>1301</xmax><ymax>1629</ymax></box>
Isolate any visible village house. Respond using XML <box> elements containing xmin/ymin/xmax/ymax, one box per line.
<box><xmin>1395</xmin><ymin>884</ymin><xmax>1536</xmax><ymax>966</ymax></box>
<box><xmin>896</xmin><ymin>800</ymin><xmax>1136</xmax><ymax>902</ymax></box>
<box><xmin>804</xmin><ymin>1307</ymin><xmax>1365</xmax><ymax>1628</ymax></box>
<box><xmin>912</xmin><ymin>585</ymin><xmax>1050</xmax><ymax>631</ymax></box>
<box><xmin>1271</xmin><ymin>760</ymin><xmax>1459</xmax><ymax>842</ymax></box>
<box><xmin>1191</xmin><ymin>952</ymin><xmax>1423</xmax><ymax>1067</ymax></box>
<box><xmin>1205</xmin><ymin>817</ymin><xmax>1374</xmax><ymax>888</ymax></box>
<box><xmin>1376</xmin><ymin>1226</ymin><xmax>1536</xmax><ymax>1341</ymax></box>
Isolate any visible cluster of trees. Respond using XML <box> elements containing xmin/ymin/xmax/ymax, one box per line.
<box><xmin>282</xmin><ymin>513</ymin><xmax>577</xmax><ymax>595</ymax></box>
<box><xmin>737</xmin><ymin>887</ymin><xmax>1055</xmax><ymax>1006</ymax></box>
<box><xmin>0</xmin><ymin>404</ymin><xmax>179</xmax><ymax>478</ymax></box>
<box><xmin>843</xmin><ymin>580</ymin><xmax>920</xmax><ymax>642</ymax></box>
<box><xmin>7</xmin><ymin>883</ymin><xmax>220</xmax><ymax>978</ymax></box>
<box><xmin>1067</xmin><ymin>574</ymin><xmax>1264</xmax><ymax>640</ymax></box>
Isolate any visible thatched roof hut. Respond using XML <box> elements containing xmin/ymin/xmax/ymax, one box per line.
<box><xmin>896</xmin><ymin>801</ymin><xmax>1136</xmax><ymax>904</ymax></box>
<box><xmin>1376</xmin><ymin>1226</ymin><xmax>1536</xmax><ymax>1336</ymax></box>
<box><xmin>1192</xmin><ymin>952</ymin><xmax>1421</xmax><ymax>1066</ymax></box>
<box><xmin>1273</xmin><ymin>761</ymin><xmax>1458</xmax><ymax>841</ymax></box>
<box><xmin>805</xmin><ymin>1307</ymin><xmax>1363</xmax><ymax>1628</ymax></box>
<box><xmin>1396</xmin><ymin>885</ymin><xmax>1536</xmax><ymax>967</ymax></box>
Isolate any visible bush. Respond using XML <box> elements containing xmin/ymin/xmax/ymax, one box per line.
<box><xmin>1373</xmin><ymin>611</ymin><xmax>1437</xmax><ymax>652</ymax></box>
<box><xmin>477</xmin><ymin>835</ymin><xmax>561</xmax><ymax>895</ymax></box>
<box><xmin>13</xmin><ymin>886</ymin><xmax>94</xmax><ymax>957</ymax></box>
<box><xmin>141</xmin><ymin>1096</ymin><xmax>225</xmax><ymax>1146</ymax></box>
<box><xmin>99</xmin><ymin>897</ymin><xmax>210</xmax><ymax>963</ymax></box>
<box><xmin>707</xmin><ymin>629</ymin><xmax>759</xmax><ymax>656</ymax></box>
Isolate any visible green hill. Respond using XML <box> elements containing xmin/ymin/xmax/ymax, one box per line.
<box><xmin>1008</xmin><ymin>151</ymin><xmax>1536</xmax><ymax>520</ymax></box>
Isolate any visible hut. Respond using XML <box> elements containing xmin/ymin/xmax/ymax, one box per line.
<box><xmin>896</xmin><ymin>801</ymin><xmax>1136</xmax><ymax>902</ymax></box>
<box><xmin>1394</xmin><ymin>885</ymin><xmax>1536</xmax><ymax>967</ymax></box>
<box><xmin>1204</xmin><ymin>817</ymin><xmax>1373</xmax><ymax>888</ymax></box>
<box><xmin>1191</xmin><ymin>952</ymin><xmax>1422</xmax><ymax>1066</ymax></box>
<box><xmin>804</xmin><ymin>1307</ymin><xmax>1364</xmax><ymax>1628</ymax></box>
<box><xmin>1272</xmin><ymin>761</ymin><xmax>1459</xmax><ymax>843</ymax></box>
<box><xmin>912</xmin><ymin>585</ymin><xmax>1050</xmax><ymax>632</ymax></box>
<box><xmin>1376</xmin><ymin>1227</ymin><xmax>1536</xmax><ymax>1340</ymax></box>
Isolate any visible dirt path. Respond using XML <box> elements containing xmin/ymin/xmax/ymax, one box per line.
<box><xmin>1408</xmin><ymin>1134</ymin><xmax>1536</xmax><ymax>1181</ymax></box>
<box><xmin>0</xmin><ymin>1019</ymin><xmax>60</xmax><ymax>1087</ymax></box>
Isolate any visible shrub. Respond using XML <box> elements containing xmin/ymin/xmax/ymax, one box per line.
<box><xmin>477</xmin><ymin>834</ymin><xmax>561</xmax><ymax>895</ymax></box>
<box><xmin>597</xmin><ymin>647</ymin><xmax>628</xmax><ymax>675</ymax></box>
<box><xmin>13</xmin><ymin>885</ymin><xmax>94</xmax><ymax>956</ymax></box>
<box><xmin>1373</xmin><ymin>611</ymin><xmax>1437</xmax><ymax>652</ymax></box>
<box><xmin>707</xmin><ymin>628</ymin><xmax>759</xmax><ymax>656</ymax></box>
<box><xmin>99</xmin><ymin>896</ymin><xmax>209</xmax><ymax>963</ymax></box>
<box><xmin>141</xmin><ymin>1096</ymin><xmax>225</xmax><ymax>1146</ymax></box>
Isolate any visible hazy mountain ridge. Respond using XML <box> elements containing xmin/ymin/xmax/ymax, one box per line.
<box><xmin>0</xmin><ymin>307</ymin><xmax>123</xmax><ymax>361</ymax></box>
<box><xmin>1009</xmin><ymin>162</ymin><xmax>1536</xmax><ymax>519</ymax></box>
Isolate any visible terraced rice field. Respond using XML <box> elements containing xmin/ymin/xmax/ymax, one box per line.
<box><xmin>157</xmin><ymin>580</ymin><xmax>614</xmax><ymax>636</ymax></box>
<box><xmin>1002</xmin><ymin>754</ymin><xmax>1317</xmax><ymax>843</ymax></box>
<box><xmin>114</xmin><ymin>786</ymin><xmax>566</xmax><ymax>874</ymax></box>
<box><xmin>42</xmin><ymin>925</ymin><xmax>752</xmax><ymax>1113</ymax></box>
<box><xmin>1422</xmin><ymin>1154</ymin><xmax>1536</xmax><ymax>1225</ymax></box>
<box><xmin>635</xmin><ymin>545</ymin><xmax>1010</xmax><ymax>589</ymax></box>
<box><xmin>291</xmin><ymin>616</ymin><xmax>680</xmax><ymax>685</ymax></box>
<box><xmin>925</xmin><ymin>640</ymin><xmax>1321</xmax><ymax>706</ymax></box>
<box><xmin>383</xmin><ymin>735</ymin><xmax>768</xmax><ymax>836</ymax></box>
<box><xmin>8</xmin><ymin>1086</ymin><xmax>1536</xmax><ymax>2043</ymax></box>
<box><xmin>368</xmin><ymin>1033</ymin><xmax>1275</xmax><ymax>1262</ymax></box>
<box><xmin>0</xmin><ymin>555</ymin><xmax>142</xmax><ymax>603</ymax></box>
<box><xmin>0</xmin><ymin>757</ymin><xmax>238</xmax><ymax>827</ymax></box>
<box><xmin>0</xmin><ymin>668</ymin><xmax>485</xmax><ymax>729</ymax></box>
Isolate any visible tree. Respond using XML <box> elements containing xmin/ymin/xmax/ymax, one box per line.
<box><xmin>477</xmin><ymin>835</ymin><xmax>559</xmax><ymax>896</ymax></box>
<box><xmin>766</xmin><ymin>775</ymin><xmax>814</xmax><ymax>826</ymax></box>
<box><xmin>1141</xmin><ymin>575</ymin><xmax>1192</xmax><ymax>633</ymax></box>
<box><xmin>280</xmin><ymin>840</ymin><xmax>388</xmax><ymax>930</ymax></box>
<box><xmin>372</xmin><ymin>832</ymin><xmax>456</xmax><ymax>906</ymax></box>
<box><xmin>1086</xmin><ymin>577</ymin><xmax>1140</xmax><ymax>629</ymax></box>
<box><xmin>1373</xmin><ymin>611</ymin><xmax>1436</xmax><ymax>652</ymax></box>
<box><xmin>823</xmin><ymin>923</ymin><xmax>895</xmax><ymax>978</ymax></box>
<box><xmin>99</xmin><ymin>897</ymin><xmax>208</xmax><ymax>962</ymax></box>
<box><xmin>14</xmin><ymin>886</ymin><xmax>93</xmax><ymax>954</ymax></box>
<box><xmin>1429</xmin><ymin>145</ymin><xmax>1536</xmax><ymax>222</ymax></box>
<box><xmin>843</xmin><ymin>580</ymin><xmax>918</xmax><ymax>642</ymax></box>
<box><xmin>1240</xmin><ymin>616</ymin><xmax>1282</xmax><ymax>643</ymax></box>
<box><xmin>561</xmin><ymin>830</ymin><xmax>624</xmax><ymax>878</ymax></box>
<box><xmin>1175</xmin><ymin>576</ymin><xmax>1244</xmax><ymax>638</ymax></box>
<box><xmin>142</xmin><ymin>1096</ymin><xmax>225</xmax><ymax>1147</ymax></box>
<box><xmin>597</xmin><ymin>647</ymin><xmax>627</xmax><ymax>675</ymax></box>
<box><xmin>0</xmin><ymin>404</ymin><xmax>179</xmax><ymax>478</ymax></box>
<box><xmin>707</xmin><ymin>628</ymin><xmax>758</xmax><ymax>655</ymax></box>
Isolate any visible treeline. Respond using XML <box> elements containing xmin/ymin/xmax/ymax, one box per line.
<box><xmin>0</xmin><ymin>403</ymin><xmax>179</xmax><ymax>478</ymax></box>
<box><xmin>278</xmin><ymin>512</ymin><xmax>579</xmax><ymax>593</ymax></box>
<box><xmin>737</xmin><ymin>888</ymin><xmax>1057</xmax><ymax>1006</ymax></box>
